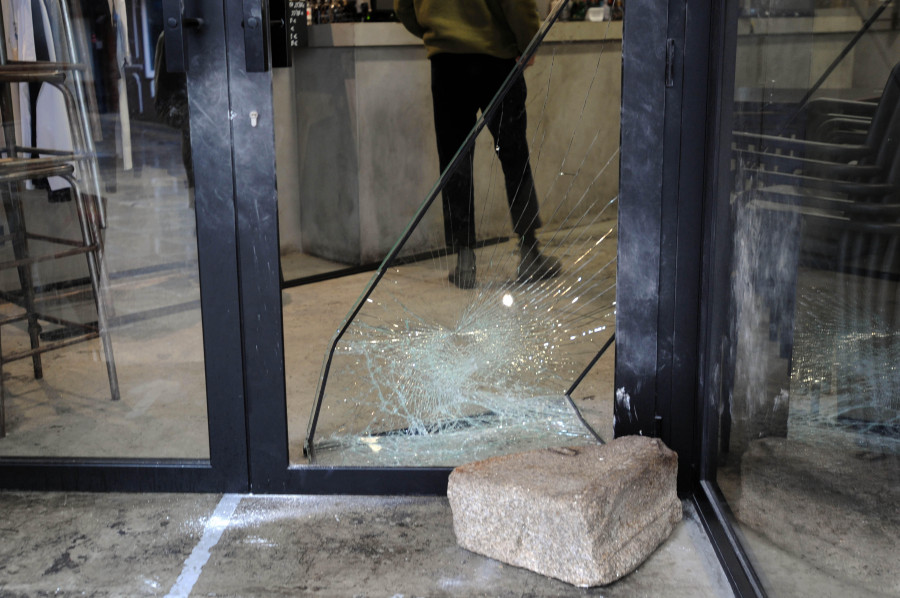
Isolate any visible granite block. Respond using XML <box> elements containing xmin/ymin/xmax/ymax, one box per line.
<box><xmin>447</xmin><ymin>435</ymin><xmax>681</xmax><ymax>587</ymax></box>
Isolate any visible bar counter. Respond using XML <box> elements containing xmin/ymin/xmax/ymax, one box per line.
<box><xmin>274</xmin><ymin>21</ymin><xmax>623</xmax><ymax>264</ymax></box>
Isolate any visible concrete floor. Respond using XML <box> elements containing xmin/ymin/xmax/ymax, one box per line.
<box><xmin>0</xmin><ymin>492</ymin><xmax>733</xmax><ymax>597</ymax></box>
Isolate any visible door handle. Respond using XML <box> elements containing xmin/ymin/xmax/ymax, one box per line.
<box><xmin>162</xmin><ymin>0</ymin><xmax>203</xmax><ymax>73</ymax></box>
<box><xmin>243</xmin><ymin>0</ymin><xmax>269</xmax><ymax>72</ymax></box>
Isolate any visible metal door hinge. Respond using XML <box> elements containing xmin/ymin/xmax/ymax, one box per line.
<box><xmin>243</xmin><ymin>0</ymin><xmax>270</xmax><ymax>72</ymax></box>
<box><xmin>665</xmin><ymin>38</ymin><xmax>676</xmax><ymax>88</ymax></box>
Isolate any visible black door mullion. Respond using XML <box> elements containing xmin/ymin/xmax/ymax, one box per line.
<box><xmin>618</xmin><ymin>0</ymin><xmax>710</xmax><ymax>492</ymax></box>
<box><xmin>689</xmin><ymin>0</ymin><xmax>771</xmax><ymax>595</ymax></box>
<box><xmin>615</xmin><ymin>0</ymin><xmax>669</xmax><ymax>439</ymax></box>
<box><xmin>659</xmin><ymin>0</ymin><xmax>709</xmax><ymax>490</ymax></box>
<box><xmin>697</xmin><ymin>0</ymin><xmax>742</xmax><ymax>488</ymax></box>
<box><xmin>189</xmin><ymin>0</ymin><xmax>251</xmax><ymax>489</ymax></box>
<box><xmin>221</xmin><ymin>1</ymin><xmax>290</xmax><ymax>492</ymax></box>
<box><xmin>656</xmin><ymin>0</ymin><xmax>687</xmax><ymax>468</ymax></box>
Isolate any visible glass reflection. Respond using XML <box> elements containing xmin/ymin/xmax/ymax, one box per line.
<box><xmin>717</xmin><ymin>0</ymin><xmax>899</xmax><ymax>595</ymax></box>
<box><xmin>0</xmin><ymin>0</ymin><xmax>208</xmax><ymax>459</ymax></box>
<box><xmin>295</xmin><ymin>1</ymin><xmax>620</xmax><ymax>466</ymax></box>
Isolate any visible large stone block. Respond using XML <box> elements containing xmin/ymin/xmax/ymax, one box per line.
<box><xmin>447</xmin><ymin>435</ymin><xmax>681</xmax><ymax>587</ymax></box>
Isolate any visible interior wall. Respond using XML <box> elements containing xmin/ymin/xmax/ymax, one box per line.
<box><xmin>273</xmin><ymin>66</ymin><xmax>303</xmax><ymax>254</ymax></box>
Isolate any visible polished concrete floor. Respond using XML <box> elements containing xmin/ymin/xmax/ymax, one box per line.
<box><xmin>0</xmin><ymin>492</ymin><xmax>733</xmax><ymax>597</ymax></box>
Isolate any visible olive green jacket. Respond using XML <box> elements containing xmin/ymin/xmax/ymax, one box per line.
<box><xmin>393</xmin><ymin>0</ymin><xmax>540</xmax><ymax>59</ymax></box>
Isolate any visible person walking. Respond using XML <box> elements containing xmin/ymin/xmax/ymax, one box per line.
<box><xmin>395</xmin><ymin>0</ymin><xmax>561</xmax><ymax>289</ymax></box>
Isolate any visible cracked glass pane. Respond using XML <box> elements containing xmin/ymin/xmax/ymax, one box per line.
<box><xmin>715</xmin><ymin>0</ymin><xmax>899</xmax><ymax>594</ymax></box>
<box><xmin>303</xmin><ymin>3</ymin><xmax>621</xmax><ymax>466</ymax></box>
<box><xmin>0</xmin><ymin>0</ymin><xmax>209</xmax><ymax>458</ymax></box>
<box><xmin>723</xmin><ymin>7</ymin><xmax>900</xmax><ymax>457</ymax></box>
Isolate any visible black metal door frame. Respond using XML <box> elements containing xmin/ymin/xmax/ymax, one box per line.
<box><xmin>231</xmin><ymin>0</ymin><xmax>755</xmax><ymax>509</ymax></box>
<box><xmin>689</xmin><ymin>0</ymin><xmax>770</xmax><ymax>589</ymax></box>
<box><xmin>617</xmin><ymin>0</ymin><xmax>768</xmax><ymax>594</ymax></box>
<box><xmin>616</xmin><ymin>0</ymin><xmax>706</xmax><ymax>488</ymax></box>
<box><xmin>238</xmin><ymin>0</ymin><xmax>693</xmax><ymax>495</ymax></box>
<box><xmin>0</xmin><ymin>0</ymin><xmax>249</xmax><ymax>493</ymax></box>
<box><xmin>221</xmin><ymin>0</ymin><xmax>452</xmax><ymax>495</ymax></box>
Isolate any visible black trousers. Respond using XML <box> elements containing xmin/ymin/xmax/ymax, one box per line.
<box><xmin>430</xmin><ymin>53</ymin><xmax>542</xmax><ymax>250</ymax></box>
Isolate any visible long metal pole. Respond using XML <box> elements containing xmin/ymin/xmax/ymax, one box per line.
<box><xmin>778</xmin><ymin>0</ymin><xmax>893</xmax><ymax>134</ymax></box>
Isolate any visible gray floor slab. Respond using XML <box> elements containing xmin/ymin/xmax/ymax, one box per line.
<box><xmin>0</xmin><ymin>492</ymin><xmax>732</xmax><ymax>597</ymax></box>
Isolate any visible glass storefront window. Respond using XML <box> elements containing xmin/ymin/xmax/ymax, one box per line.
<box><xmin>713</xmin><ymin>0</ymin><xmax>900</xmax><ymax>594</ymax></box>
<box><xmin>0</xmin><ymin>0</ymin><xmax>209</xmax><ymax>459</ymax></box>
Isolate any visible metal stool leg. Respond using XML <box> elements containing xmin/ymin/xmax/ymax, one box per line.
<box><xmin>67</xmin><ymin>175</ymin><xmax>119</xmax><ymax>402</ymax></box>
<box><xmin>0</xmin><ymin>184</ymin><xmax>43</xmax><ymax>380</ymax></box>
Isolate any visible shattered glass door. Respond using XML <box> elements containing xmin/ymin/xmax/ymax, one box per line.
<box><xmin>289</xmin><ymin>2</ymin><xmax>623</xmax><ymax>467</ymax></box>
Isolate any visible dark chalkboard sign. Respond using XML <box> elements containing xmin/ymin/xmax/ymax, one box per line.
<box><xmin>289</xmin><ymin>0</ymin><xmax>309</xmax><ymax>48</ymax></box>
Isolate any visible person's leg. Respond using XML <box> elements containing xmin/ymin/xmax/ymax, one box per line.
<box><xmin>481</xmin><ymin>60</ymin><xmax>560</xmax><ymax>282</ymax></box>
<box><xmin>431</xmin><ymin>54</ymin><xmax>478</xmax><ymax>251</ymax></box>
<box><xmin>431</xmin><ymin>54</ymin><xmax>484</xmax><ymax>288</ymax></box>
<box><xmin>480</xmin><ymin>59</ymin><xmax>542</xmax><ymax>240</ymax></box>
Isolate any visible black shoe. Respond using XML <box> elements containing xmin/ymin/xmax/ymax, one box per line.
<box><xmin>517</xmin><ymin>241</ymin><xmax>561</xmax><ymax>282</ymax></box>
<box><xmin>449</xmin><ymin>247</ymin><xmax>476</xmax><ymax>289</ymax></box>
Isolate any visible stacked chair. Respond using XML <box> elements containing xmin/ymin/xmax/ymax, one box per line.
<box><xmin>730</xmin><ymin>61</ymin><xmax>900</xmax><ymax>440</ymax></box>
<box><xmin>733</xmin><ymin>62</ymin><xmax>900</xmax><ymax>278</ymax></box>
<box><xmin>0</xmin><ymin>0</ymin><xmax>119</xmax><ymax>438</ymax></box>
